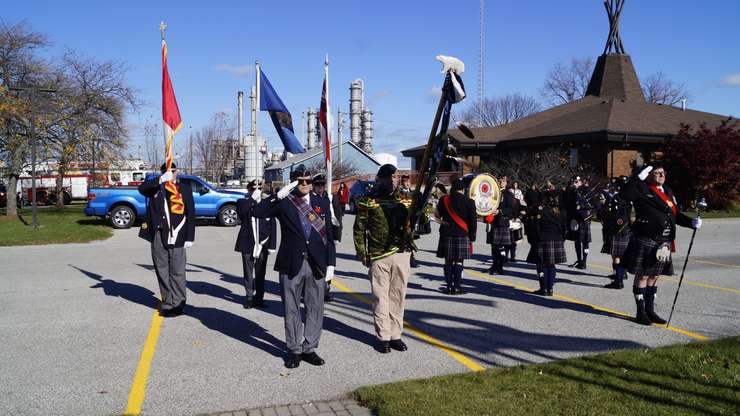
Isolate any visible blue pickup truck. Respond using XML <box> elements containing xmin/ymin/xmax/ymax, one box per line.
<box><xmin>84</xmin><ymin>174</ymin><xmax>247</xmax><ymax>229</ymax></box>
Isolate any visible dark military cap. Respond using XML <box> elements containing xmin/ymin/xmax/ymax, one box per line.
<box><xmin>246</xmin><ymin>179</ymin><xmax>259</xmax><ymax>190</ymax></box>
<box><xmin>377</xmin><ymin>164</ymin><xmax>397</xmax><ymax>178</ymax></box>
<box><xmin>160</xmin><ymin>162</ymin><xmax>177</xmax><ymax>173</ymax></box>
<box><xmin>451</xmin><ymin>178</ymin><xmax>465</xmax><ymax>192</ymax></box>
<box><xmin>290</xmin><ymin>164</ymin><xmax>311</xmax><ymax>181</ymax></box>
<box><xmin>312</xmin><ymin>173</ymin><xmax>327</xmax><ymax>185</ymax></box>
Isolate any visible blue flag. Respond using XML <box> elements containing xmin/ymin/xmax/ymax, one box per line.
<box><xmin>259</xmin><ymin>69</ymin><xmax>305</xmax><ymax>154</ymax></box>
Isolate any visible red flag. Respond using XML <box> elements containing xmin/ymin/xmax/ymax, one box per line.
<box><xmin>319</xmin><ymin>56</ymin><xmax>332</xmax><ymax>187</ymax></box>
<box><xmin>161</xmin><ymin>36</ymin><xmax>184</xmax><ymax>215</ymax></box>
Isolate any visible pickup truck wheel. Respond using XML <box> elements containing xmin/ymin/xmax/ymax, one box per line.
<box><xmin>109</xmin><ymin>205</ymin><xmax>135</xmax><ymax>229</ymax></box>
<box><xmin>218</xmin><ymin>204</ymin><xmax>238</xmax><ymax>227</ymax></box>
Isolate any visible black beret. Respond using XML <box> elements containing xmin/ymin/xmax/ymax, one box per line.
<box><xmin>377</xmin><ymin>164</ymin><xmax>397</xmax><ymax>178</ymax></box>
<box><xmin>246</xmin><ymin>179</ymin><xmax>258</xmax><ymax>190</ymax></box>
<box><xmin>451</xmin><ymin>178</ymin><xmax>465</xmax><ymax>192</ymax></box>
<box><xmin>160</xmin><ymin>162</ymin><xmax>177</xmax><ymax>173</ymax></box>
<box><xmin>290</xmin><ymin>164</ymin><xmax>311</xmax><ymax>181</ymax></box>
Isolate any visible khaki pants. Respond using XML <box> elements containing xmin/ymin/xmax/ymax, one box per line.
<box><xmin>370</xmin><ymin>252</ymin><xmax>411</xmax><ymax>341</ymax></box>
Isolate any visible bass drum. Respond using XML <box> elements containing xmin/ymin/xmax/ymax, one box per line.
<box><xmin>464</xmin><ymin>173</ymin><xmax>500</xmax><ymax>216</ymax></box>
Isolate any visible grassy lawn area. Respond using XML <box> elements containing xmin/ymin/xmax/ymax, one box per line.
<box><xmin>683</xmin><ymin>208</ymin><xmax>740</xmax><ymax>219</ymax></box>
<box><xmin>356</xmin><ymin>337</ymin><xmax>739</xmax><ymax>416</ymax></box>
<box><xmin>0</xmin><ymin>203</ymin><xmax>112</xmax><ymax>246</ymax></box>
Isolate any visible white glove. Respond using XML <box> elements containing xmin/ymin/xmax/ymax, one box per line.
<box><xmin>184</xmin><ymin>241</ymin><xmax>193</xmax><ymax>248</ymax></box>
<box><xmin>638</xmin><ymin>166</ymin><xmax>653</xmax><ymax>181</ymax></box>
<box><xmin>692</xmin><ymin>217</ymin><xmax>702</xmax><ymax>229</ymax></box>
<box><xmin>277</xmin><ymin>181</ymin><xmax>298</xmax><ymax>200</ymax></box>
<box><xmin>159</xmin><ymin>170</ymin><xmax>174</xmax><ymax>184</ymax></box>
<box><xmin>251</xmin><ymin>188</ymin><xmax>262</xmax><ymax>202</ymax></box>
<box><xmin>268</xmin><ymin>249</ymin><xmax>276</xmax><ymax>254</ymax></box>
<box><xmin>325</xmin><ymin>265</ymin><xmax>335</xmax><ymax>282</ymax></box>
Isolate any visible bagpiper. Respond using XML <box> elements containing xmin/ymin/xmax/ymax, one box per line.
<box><xmin>485</xmin><ymin>176</ymin><xmax>518</xmax><ymax>275</ymax></box>
<box><xmin>526</xmin><ymin>183</ymin><xmax>568</xmax><ymax>296</ymax></box>
<box><xmin>620</xmin><ymin>164</ymin><xmax>701</xmax><ymax>325</ymax></box>
<box><xmin>598</xmin><ymin>177</ymin><xmax>632</xmax><ymax>289</ymax></box>
<box><xmin>565</xmin><ymin>175</ymin><xmax>594</xmax><ymax>269</ymax></box>
<box><xmin>435</xmin><ymin>177</ymin><xmax>477</xmax><ymax>294</ymax></box>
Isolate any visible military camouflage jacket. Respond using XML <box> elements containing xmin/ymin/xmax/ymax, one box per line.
<box><xmin>353</xmin><ymin>189</ymin><xmax>411</xmax><ymax>263</ymax></box>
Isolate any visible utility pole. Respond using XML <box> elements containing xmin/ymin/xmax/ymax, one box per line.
<box><xmin>9</xmin><ymin>85</ymin><xmax>57</xmax><ymax>229</ymax></box>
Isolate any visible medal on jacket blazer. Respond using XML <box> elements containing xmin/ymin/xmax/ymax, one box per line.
<box><xmin>308</xmin><ymin>212</ymin><xmax>317</xmax><ymax>222</ymax></box>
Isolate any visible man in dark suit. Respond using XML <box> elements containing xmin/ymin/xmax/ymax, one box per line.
<box><xmin>234</xmin><ymin>180</ymin><xmax>277</xmax><ymax>309</ymax></box>
<box><xmin>253</xmin><ymin>165</ymin><xmax>336</xmax><ymax>369</ymax></box>
<box><xmin>138</xmin><ymin>163</ymin><xmax>195</xmax><ymax>317</ymax></box>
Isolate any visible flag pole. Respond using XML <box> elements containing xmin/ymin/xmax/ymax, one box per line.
<box><xmin>253</xmin><ymin>60</ymin><xmax>260</xmax><ymax>181</ymax></box>
<box><xmin>324</xmin><ymin>54</ymin><xmax>332</xmax><ymax>191</ymax></box>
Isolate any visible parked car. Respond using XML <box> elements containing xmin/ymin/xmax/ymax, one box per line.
<box><xmin>347</xmin><ymin>180</ymin><xmax>375</xmax><ymax>213</ymax></box>
<box><xmin>84</xmin><ymin>174</ymin><xmax>246</xmax><ymax>229</ymax></box>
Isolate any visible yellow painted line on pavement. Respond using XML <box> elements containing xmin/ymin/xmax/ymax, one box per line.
<box><xmin>691</xmin><ymin>259</ymin><xmax>740</xmax><ymax>270</ymax></box>
<box><xmin>331</xmin><ymin>279</ymin><xmax>484</xmax><ymax>372</ymax></box>
<box><xmin>124</xmin><ymin>311</ymin><xmax>163</xmax><ymax>415</ymax></box>
<box><xmin>465</xmin><ymin>269</ymin><xmax>707</xmax><ymax>341</ymax></box>
<box><xmin>589</xmin><ymin>263</ymin><xmax>740</xmax><ymax>295</ymax></box>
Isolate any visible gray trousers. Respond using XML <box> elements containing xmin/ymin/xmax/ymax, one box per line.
<box><xmin>151</xmin><ymin>231</ymin><xmax>187</xmax><ymax>311</ymax></box>
<box><xmin>280</xmin><ymin>259</ymin><xmax>325</xmax><ymax>354</ymax></box>
<box><xmin>242</xmin><ymin>250</ymin><xmax>268</xmax><ymax>301</ymax></box>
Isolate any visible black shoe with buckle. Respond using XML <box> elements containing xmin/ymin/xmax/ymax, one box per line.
<box><xmin>284</xmin><ymin>353</ymin><xmax>301</xmax><ymax>368</ymax></box>
<box><xmin>389</xmin><ymin>339</ymin><xmax>408</xmax><ymax>352</ymax></box>
<box><xmin>301</xmin><ymin>351</ymin><xmax>325</xmax><ymax>366</ymax></box>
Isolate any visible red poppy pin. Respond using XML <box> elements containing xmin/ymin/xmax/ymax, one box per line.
<box><xmin>314</xmin><ymin>205</ymin><xmax>321</xmax><ymax>214</ymax></box>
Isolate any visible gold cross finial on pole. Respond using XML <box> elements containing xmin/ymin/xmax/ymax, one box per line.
<box><xmin>159</xmin><ymin>21</ymin><xmax>167</xmax><ymax>40</ymax></box>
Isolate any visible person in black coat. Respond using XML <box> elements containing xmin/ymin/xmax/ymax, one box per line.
<box><xmin>526</xmin><ymin>185</ymin><xmax>568</xmax><ymax>296</ymax></box>
<box><xmin>486</xmin><ymin>176</ymin><xmax>518</xmax><ymax>275</ymax></box>
<box><xmin>311</xmin><ymin>173</ymin><xmax>342</xmax><ymax>302</ymax></box>
<box><xmin>598</xmin><ymin>177</ymin><xmax>632</xmax><ymax>289</ymax></box>
<box><xmin>435</xmin><ymin>178</ymin><xmax>477</xmax><ymax>295</ymax></box>
<box><xmin>234</xmin><ymin>180</ymin><xmax>277</xmax><ymax>309</ymax></box>
<box><xmin>138</xmin><ymin>163</ymin><xmax>195</xmax><ymax>317</ymax></box>
<box><xmin>565</xmin><ymin>176</ymin><xmax>594</xmax><ymax>269</ymax></box>
<box><xmin>252</xmin><ymin>165</ymin><xmax>336</xmax><ymax>369</ymax></box>
<box><xmin>620</xmin><ymin>164</ymin><xmax>701</xmax><ymax>325</ymax></box>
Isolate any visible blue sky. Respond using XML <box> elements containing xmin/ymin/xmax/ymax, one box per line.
<box><xmin>6</xmin><ymin>0</ymin><xmax>740</xmax><ymax>167</ymax></box>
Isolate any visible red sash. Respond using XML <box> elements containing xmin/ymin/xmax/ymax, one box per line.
<box><xmin>442</xmin><ymin>195</ymin><xmax>473</xmax><ymax>253</ymax></box>
<box><xmin>649</xmin><ymin>185</ymin><xmax>678</xmax><ymax>252</ymax></box>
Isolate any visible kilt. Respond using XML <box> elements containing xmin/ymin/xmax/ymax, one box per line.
<box><xmin>566</xmin><ymin>220</ymin><xmax>592</xmax><ymax>243</ymax></box>
<box><xmin>601</xmin><ymin>230</ymin><xmax>632</xmax><ymax>257</ymax></box>
<box><xmin>624</xmin><ymin>237</ymin><xmax>674</xmax><ymax>276</ymax></box>
<box><xmin>526</xmin><ymin>240</ymin><xmax>567</xmax><ymax>266</ymax></box>
<box><xmin>437</xmin><ymin>235</ymin><xmax>472</xmax><ymax>261</ymax></box>
<box><xmin>487</xmin><ymin>224</ymin><xmax>512</xmax><ymax>246</ymax></box>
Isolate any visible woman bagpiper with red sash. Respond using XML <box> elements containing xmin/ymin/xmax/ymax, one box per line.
<box><xmin>435</xmin><ymin>178</ymin><xmax>478</xmax><ymax>295</ymax></box>
<box><xmin>620</xmin><ymin>164</ymin><xmax>701</xmax><ymax>325</ymax></box>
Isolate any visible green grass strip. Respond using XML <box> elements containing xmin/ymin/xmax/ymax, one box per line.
<box><xmin>0</xmin><ymin>203</ymin><xmax>112</xmax><ymax>246</ymax></box>
<box><xmin>356</xmin><ymin>337</ymin><xmax>739</xmax><ymax>416</ymax></box>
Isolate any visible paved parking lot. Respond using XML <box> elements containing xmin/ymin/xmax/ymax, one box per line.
<box><xmin>1</xmin><ymin>216</ymin><xmax>738</xmax><ymax>415</ymax></box>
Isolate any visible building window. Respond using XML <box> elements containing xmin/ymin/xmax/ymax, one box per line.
<box><xmin>569</xmin><ymin>148</ymin><xmax>579</xmax><ymax>168</ymax></box>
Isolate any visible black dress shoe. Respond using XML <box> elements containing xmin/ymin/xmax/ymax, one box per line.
<box><xmin>252</xmin><ymin>299</ymin><xmax>268</xmax><ymax>309</ymax></box>
<box><xmin>389</xmin><ymin>339</ymin><xmax>408</xmax><ymax>352</ymax></box>
<box><xmin>284</xmin><ymin>353</ymin><xmax>301</xmax><ymax>368</ymax></box>
<box><xmin>301</xmin><ymin>351</ymin><xmax>325</xmax><ymax>366</ymax></box>
<box><xmin>376</xmin><ymin>341</ymin><xmax>391</xmax><ymax>354</ymax></box>
<box><xmin>576</xmin><ymin>262</ymin><xmax>587</xmax><ymax>270</ymax></box>
<box><xmin>533</xmin><ymin>288</ymin><xmax>547</xmax><ymax>296</ymax></box>
<box><xmin>442</xmin><ymin>287</ymin><xmax>452</xmax><ymax>295</ymax></box>
<box><xmin>604</xmin><ymin>280</ymin><xmax>624</xmax><ymax>289</ymax></box>
<box><xmin>454</xmin><ymin>287</ymin><xmax>466</xmax><ymax>295</ymax></box>
<box><xmin>546</xmin><ymin>290</ymin><xmax>553</xmax><ymax>296</ymax></box>
<box><xmin>243</xmin><ymin>299</ymin><xmax>253</xmax><ymax>309</ymax></box>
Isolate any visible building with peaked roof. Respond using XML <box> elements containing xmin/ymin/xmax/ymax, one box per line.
<box><xmin>263</xmin><ymin>140</ymin><xmax>381</xmax><ymax>184</ymax></box>
<box><xmin>402</xmin><ymin>6</ymin><xmax>733</xmax><ymax>180</ymax></box>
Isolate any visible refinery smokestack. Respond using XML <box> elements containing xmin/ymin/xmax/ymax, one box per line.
<box><xmin>349</xmin><ymin>79</ymin><xmax>364</xmax><ymax>145</ymax></box>
<box><xmin>361</xmin><ymin>108</ymin><xmax>374</xmax><ymax>154</ymax></box>
<box><xmin>306</xmin><ymin>107</ymin><xmax>318</xmax><ymax>150</ymax></box>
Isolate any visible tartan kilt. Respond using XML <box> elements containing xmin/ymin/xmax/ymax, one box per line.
<box><xmin>624</xmin><ymin>237</ymin><xmax>674</xmax><ymax>276</ymax></box>
<box><xmin>601</xmin><ymin>230</ymin><xmax>632</xmax><ymax>257</ymax></box>
<box><xmin>437</xmin><ymin>235</ymin><xmax>472</xmax><ymax>261</ymax></box>
<box><xmin>566</xmin><ymin>220</ymin><xmax>592</xmax><ymax>243</ymax></box>
<box><xmin>487</xmin><ymin>225</ymin><xmax>512</xmax><ymax>246</ymax></box>
<box><xmin>526</xmin><ymin>240</ymin><xmax>567</xmax><ymax>266</ymax></box>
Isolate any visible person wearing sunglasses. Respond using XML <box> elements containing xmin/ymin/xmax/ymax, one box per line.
<box><xmin>620</xmin><ymin>163</ymin><xmax>701</xmax><ymax>325</ymax></box>
<box><xmin>252</xmin><ymin>164</ymin><xmax>336</xmax><ymax>368</ymax></box>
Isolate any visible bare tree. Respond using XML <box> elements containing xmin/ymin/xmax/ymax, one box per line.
<box><xmin>540</xmin><ymin>57</ymin><xmax>594</xmax><ymax>106</ymax></box>
<box><xmin>0</xmin><ymin>21</ymin><xmax>52</xmax><ymax>216</ymax></box>
<box><xmin>480</xmin><ymin>145</ymin><xmax>596</xmax><ymax>190</ymax></box>
<box><xmin>193</xmin><ymin>112</ymin><xmax>235</xmax><ymax>183</ymax></box>
<box><xmin>641</xmin><ymin>71</ymin><xmax>690</xmax><ymax>106</ymax></box>
<box><xmin>142</xmin><ymin>116</ymin><xmax>162</xmax><ymax>169</ymax></box>
<box><xmin>457</xmin><ymin>93</ymin><xmax>541</xmax><ymax>127</ymax></box>
<box><xmin>306</xmin><ymin>159</ymin><xmax>359</xmax><ymax>182</ymax></box>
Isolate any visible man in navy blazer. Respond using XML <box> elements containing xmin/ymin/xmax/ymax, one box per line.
<box><xmin>138</xmin><ymin>163</ymin><xmax>195</xmax><ymax>317</ymax></box>
<box><xmin>253</xmin><ymin>165</ymin><xmax>336</xmax><ymax>369</ymax></box>
<box><xmin>234</xmin><ymin>180</ymin><xmax>277</xmax><ymax>309</ymax></box>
